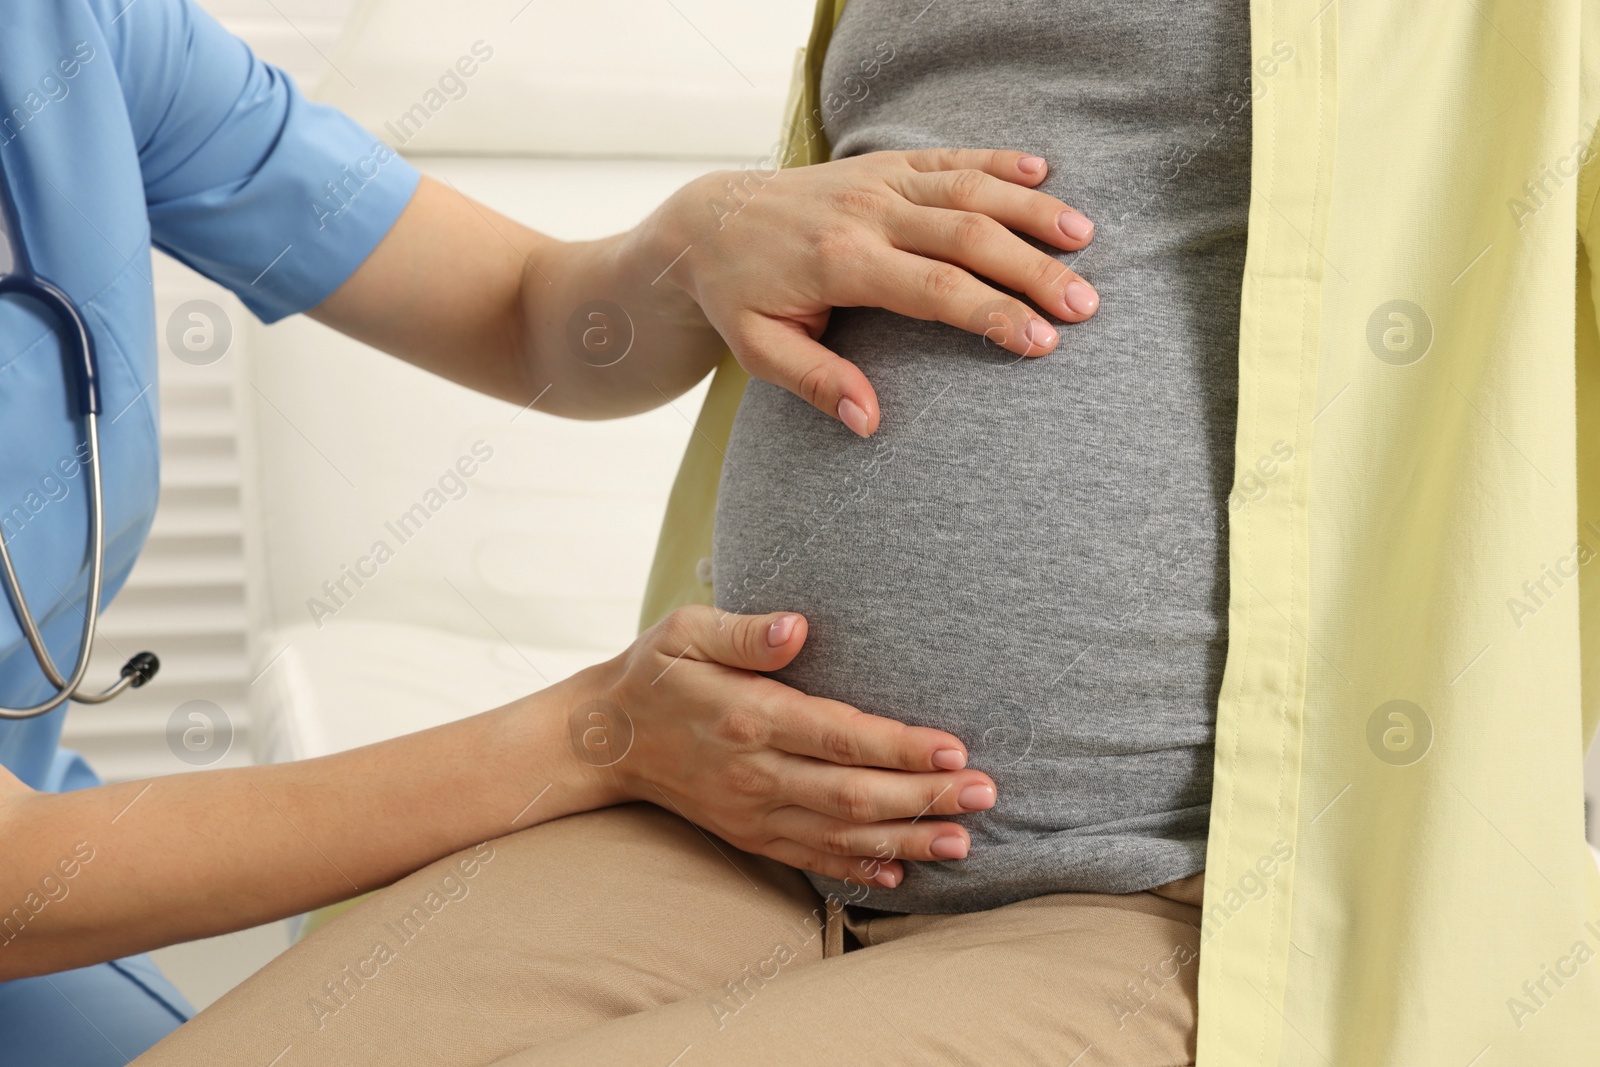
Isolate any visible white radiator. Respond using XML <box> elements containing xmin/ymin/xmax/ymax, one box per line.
<box><xmin>59</xmin><ymin>259</ymin><xmax>254</xmax><ymax>781</ymax></box>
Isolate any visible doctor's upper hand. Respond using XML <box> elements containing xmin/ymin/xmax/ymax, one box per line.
<box><xmin>569</xmin><ymin>605</ymin><xmax>997</xmax><ymax>888</ymax></box>
<box><xmin>646</xmin><ymin>148</ymin><xmax>1099</xmax><ymax>436</ymax></box>
<box><xmin>312</xmin><ymin>156</ymin><xmax>1092</xmax><ymax>440</ymax></box>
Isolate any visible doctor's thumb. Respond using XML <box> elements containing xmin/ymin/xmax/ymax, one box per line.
<box><xmin>691</xmin><ymin>609</ymin><xmax>810</xmax><ymax>673</ymax></box>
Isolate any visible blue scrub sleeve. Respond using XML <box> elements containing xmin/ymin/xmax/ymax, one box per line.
<box><xmin>92</xmin><ymin>0</ymin><xmax>420</xmax><ymax>322</ymax></box>
<box><xmin>0</xmin><ymin>956</ymin><xmax>192</xmax><ymax>1065</ymax></box>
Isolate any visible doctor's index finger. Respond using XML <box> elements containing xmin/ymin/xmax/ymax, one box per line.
<box><xmin>892</xmin><ymin>168</ymin><xmax>1096</xmax><ymax>256</ymax></box>
<box><xmin>894</xmin><ymin>148</ymin><xmax>1053</xmax><ymax>187</ymax></box>
<box><xmin>769</xmin><ymin>692</ymin><xmax>971</xmax><ymax>773</ymax></box>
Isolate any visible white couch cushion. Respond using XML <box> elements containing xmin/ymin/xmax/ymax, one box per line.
<box><xmin>255</xmin><ymin>619</ymin><xmax>608</xmax><ymax>762</ymax></box>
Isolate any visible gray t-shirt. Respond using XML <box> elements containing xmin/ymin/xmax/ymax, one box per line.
<box><xmin>714</xmin><ymin>0</ymin><xmax>1249</xmax><ymax>912</ymax></box>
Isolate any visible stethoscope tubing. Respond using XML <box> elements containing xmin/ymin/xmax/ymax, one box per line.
<box><xmin>0</xmin><ymin>408</ymin><xmax>116</xmax><ymax>718</ymax></box>
<box><xmin>0</xmin><ymin>162</ymin><xmax>152</xmax><ymax>718</ymax></box>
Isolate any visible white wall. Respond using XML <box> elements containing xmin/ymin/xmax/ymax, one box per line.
<box><xmin>196</xmin><ymin>0</ymin><xmax>360</xmax><ymax>90</ymax></box>
<box><xmin>317</xmin><ymin>0</ymin><xmax>814</xmax><ymax>157</ymax></box>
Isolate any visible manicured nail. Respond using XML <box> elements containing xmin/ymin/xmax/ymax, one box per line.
<box><xmin>1018</xmin><ymin>155</ymin><xmax>1047</xmax><ymax>176</ymax></box>
<box><xmin>874</xmin><ymin>867</ymin><xmax>901</xmax><ymax>888</ymax></box>
<box><xmin>931</xmin><ymin>748</ymin><xmax>967</xmax><ymax>770</ymax></box>
<box><xmin>1065</xmin><ymin>280</ymin><xmax>1100</xmax><ymax>316</ymax></box>
<box><xmin>1057</xmin><ymin>210</ymin><xmax>1094</xmax><ymax>242</ymax></box>
<box><xmin>930</xmin><ymin>836</ymin><xmax>969</xmax><ymax>860</ymax></box>
<box><xmin>958</xmin><ymin>784</ymin><xmax>996</xmax><ymax>811</ymax></box>
<box><xmin>767</xmin><ymin>614</ymin><xmax>797</xmax><ymax>646</ymax></box>
<box><xmin>837</xmin><ymin>396</ymin><xmax>871</xmax><ymax>437</ymax></box>
<box><xmin>1024</xmin><ymin>319</ymin><xmax>1057</xmax><ymax>351</ymax></box>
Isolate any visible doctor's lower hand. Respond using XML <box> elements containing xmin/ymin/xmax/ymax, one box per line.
<box><xmin>568</xmin><ymin>605</ymin><xmax>997</xmax><ymax>888</ymax></box>
<box><xmin>0</xmin><ymin>605</ymin><xmax>991</xmax><ymax>979</ymax></box>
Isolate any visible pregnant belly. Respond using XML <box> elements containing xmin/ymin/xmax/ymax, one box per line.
<box><xmin>712</xmin><ymin>307</ymin><xmax>1222</xmax><ymax>912</ymax></box>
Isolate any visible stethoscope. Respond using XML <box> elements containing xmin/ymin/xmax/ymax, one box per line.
<box><xmin>0</xmin><ymin>160</ymin><xmax>159</xmax><ymax>719</ymax></box>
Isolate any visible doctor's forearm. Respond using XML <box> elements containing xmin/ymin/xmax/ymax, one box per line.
<box><xmin>515</xmin><ymin>224</ymin><xmax>730</xmax><ymax>418</ymax></box>
<box><xmin>310</xmin><ymin>175</ymin><xmax>725</xmax><ymax>418</ymax></box>
<box><xmin>0</xmin><ymin>688</ymin><xmax>615</xmax><ymax>980</ymax></box>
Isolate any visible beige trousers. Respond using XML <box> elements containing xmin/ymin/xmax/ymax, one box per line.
<box><xmin>134</xmin><ymin>805</ymin><xmax>1202</xmax><ymax>1067</ymax></box>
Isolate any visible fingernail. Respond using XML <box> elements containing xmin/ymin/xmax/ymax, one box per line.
<box><xmin>1018</xmin><ymin>155</ymin><xmax>1047</xmax><ymax>176</ymax></box>
<box><xmin>874</xmin><ymin>867</ymin><xmax>901</xmax><ymax>888</ymax></box>
<box><xmin>931</xmin><ymin>836</ymin><xmax>969</xmax><ymax>860</ymax></box>
<box><xmin>1058</xmin><ymin>210</ymin><xmax>1094</xmax><ymax>242</ymax></box>
<box><xmin>932</xmin><ymin>748</ymin><xmax>967</xmax><ymax>771</ymax></box>
<box><xmin>767</xmin><ymin>614</ymin><xmax>797</xmax><ymax>646</ymax></box>
<box><xmin>1024</xmin><ymin>319</ymin><xmax>1057</xmax><ymax>351</ymax></box>
<box><xmin>837</xmin><ymin>396</ymin><xmax>871</xmax><ymax>437</ymax></box>
<box><xmin>958</xmin><ymin>784</ymin><xmax>996</xmax><ymax>811</ymax></box>
<box><xmin>1065</xmin><ymin>280</ymin><xmax>1100</xmax><ymax>316</ymax></box>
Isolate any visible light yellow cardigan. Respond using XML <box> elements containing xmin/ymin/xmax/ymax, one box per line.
<box><xmin>638</xmin><ymin>1</ymin><xmax>1600</xmax><ymax>1061</ymax></box>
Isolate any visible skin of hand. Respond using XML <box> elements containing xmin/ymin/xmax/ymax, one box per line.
<box><xmin>0</xmin><ymin>610</ymin><xmax>989</xmax><ymax>980</ymax></box>
<box><xmin>576</xmin><ymin>605</ymin><xmax>998</xmax><ymax>889</ymax></box>
<box><xmin>639</xmin><ymin>148</ymin><xmax>1100</xmax><ymax>436</ymax></box>
<box><xmin>311</xmin><ymin>150</ymin><xmax>1096</xmax><ymax>436</ymax></box>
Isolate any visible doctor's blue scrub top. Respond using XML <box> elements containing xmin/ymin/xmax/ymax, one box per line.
<box><xmin>0</xmin><ymin>0</ymin><xmax>418</xmax><ymax>1060</ymax></box>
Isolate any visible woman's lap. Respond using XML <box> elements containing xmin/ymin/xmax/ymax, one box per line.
<box><xmin>515</xmin><ymin>879</ymin><xmax>1202</xmax><ymax>1066</ymax></box>
<box><xmin>132</xmin><ymin>803</ymin><xmax>821</xmax><ymax>1065</ymax></box>
<box><xmin>133</xmin><ymin>804</ymin><xmax>1199</xmax><ymax>1066</ymax></box>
